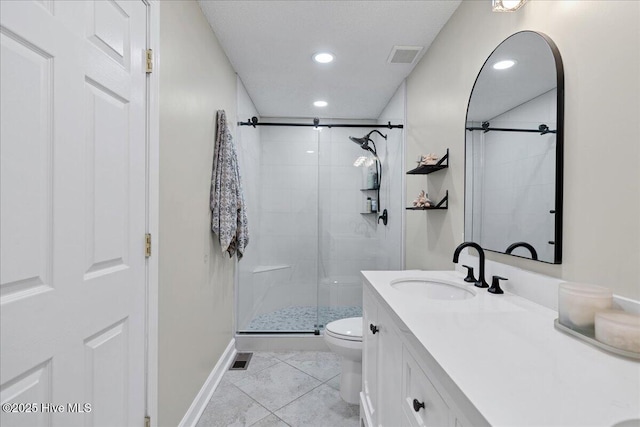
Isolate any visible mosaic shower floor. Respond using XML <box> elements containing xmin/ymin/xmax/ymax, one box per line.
<box><xmin>245</xmin><ymin>305</ymin><xmax>362</xmax><ymax>332</ymax></box>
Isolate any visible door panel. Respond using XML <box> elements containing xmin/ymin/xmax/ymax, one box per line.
<box><xmin>0</xmin><ymin>1</ymin><xmax>147</xmax><ymax>426</ymax></box>
<box><xmin>84</xmin><ymin>77</ymin><xmax>130</xmax><ymax>280</ymax></box>
<box><xmin>0</xmin><ymin>28</ymin><xmax>53</xmax><ymax>303</ymax></box>
<box><xmin>87</xmin><ymin>0</ymin><xmax>131</xmax><ymax>69</ymax></box>
<box><xmin>0</xmin><ymin>361</ymin><xmax>52</xmax><ymax>427</ymax></box>
<box><xmin>84</xmin><ymin>318</ymin><xmax>129</xmax><ymax>427</ymax></box>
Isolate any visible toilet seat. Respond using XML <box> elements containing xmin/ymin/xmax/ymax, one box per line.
<box><xmin>325</xmin><ymin>317</ymin><xmax>362</xmax><ymax>342</ymax></box>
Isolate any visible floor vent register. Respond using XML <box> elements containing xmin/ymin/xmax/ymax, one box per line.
<box><xmin>229</xmin><ymin>352</ymin><xmax>253</xmax><ymax>371</ymax></box>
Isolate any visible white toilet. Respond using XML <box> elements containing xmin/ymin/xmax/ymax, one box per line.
<box><xmin>324</xmin><ymin>316</ymin><xmax>363</xmax><ymax>404</ymax></box>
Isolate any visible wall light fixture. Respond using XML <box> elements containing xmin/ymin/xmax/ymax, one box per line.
<box><xmin>492</xmin><ymin>0</ymin><xmax>527</xmax><ymax>12</ymax></box>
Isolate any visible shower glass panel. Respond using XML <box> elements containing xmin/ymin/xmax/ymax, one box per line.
<box><xmin>236</xmin><ymin>126</ymin><xmax>320</xmax><ymax>333</ymax></box>
<box><xmin>235</xmin><ymin>120</ymin><xmax>403</xmax><ymax>334</ymax></box>
<box><xmin>317</xmin><ymin>126</ymin><xmax>376</xmax><ymax>329</ymax></box>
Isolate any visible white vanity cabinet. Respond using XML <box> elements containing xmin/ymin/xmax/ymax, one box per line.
<box><xmin>361</xmin><ymin>286</ymin><xmax>403</xmax><ymax>426</ymax></box>
<box><xmin>361</xmin><ymin>283</ymin><xmax>471</xmax><ymax>427</ymax></box>
<box><xmin>401</xmin><ymin>346</ymin><xmax>450</xmax><ymax>427</ymax></box>
<box><xmin>361</xmin><ymin>285</ymin><xmax>378</xmax><ymax>425</ymax></box>
<box><xmin>361</xmin><ymin>270</ymin><xmax>640</xmax><ymax>426</ymax></box>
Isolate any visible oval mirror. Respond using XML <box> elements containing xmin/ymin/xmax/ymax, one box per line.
<box><xmin>464</xmin><ymin>31</ymin><xmax>564</xmax><ymax>263</ymax></box>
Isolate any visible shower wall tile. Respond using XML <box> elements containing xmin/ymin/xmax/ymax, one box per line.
<box><xmin>328</xmin><ymin>166</ymin><xmax>361</xmax><ymax>190</ymax></box>
<box><xmin>262</xmin><ymin>168</ymin><xmax>286</xmax><ymax>189</ymax></box>
<box><xmin>261</xmin><ymin>147</ymin><xmax>281</xmax><ymax>166</ymax></box>
<box><xmin>328</xmin><ymin>141</ymin><xmax>369</xmax><ymax>167</ymax></box>
<box><xmin>289</xmin><ymin>213</ymin><xmax>318</xmax><ymax>237</ymax></box>
<box><xmin>290</xmin><ymin>236</ymin><xmax>318</xmax><ymax>260</ymax></box>
<box><xmin>262</xmin><ymin>188</ymin><xmax>292</xmax><ymax>213</ymax></box>
<box><xmin>290</xmin><ymin>167</ymin><xmax>318</xmax><ymax>191</ymax></box>
<box><xmin>262</xmin><ymin>126</ymin><xmax>317</xmax><ymax>144</ymax></box>
<box><xmin>527</xmin><ymin>134</ymin><xmax>555</xmax><ymax>158</ymax></box>
<box><xmin>262</xmin><ymin>141</ymin><xmax>318</xmax><ymax>166</ymax></box>
<box><xmin>290</xmin><ymin>259</ymin><xmax>318</xmax><ymax>283</ymax></box>
<box><xmin>260</xmin><ymin>212</ymin><xmax>291</xmax><ymax>235</ymax></box>
<box><xmin>258</xmin><ymin>237</ymin><xmax>291</xmax><ymax>263</ymax></box>
<box><xmin>290</xmin><ymin>189</ymin><xmax>317</xmax><ymax>213</ymax></box>
<box><xmin>330</xmin><ymin>190</ymin><xmax>363</xmax><ymax>214</ymax></box>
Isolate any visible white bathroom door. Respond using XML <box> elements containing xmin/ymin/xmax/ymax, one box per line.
<box><xmin>1</xmin><ymin>1</ymin><xmax>147</xmax><ymax>426</ymax></box>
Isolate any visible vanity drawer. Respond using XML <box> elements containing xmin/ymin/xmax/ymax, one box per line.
<box><xmin>401</xmin><ymin>346</ymin><xmax>450</xmax><ymax>427</ymax></box>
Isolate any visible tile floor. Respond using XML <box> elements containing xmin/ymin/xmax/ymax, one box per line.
<box><xmin>196</xmin><ymin>351</ymin><xmax>360</xmax><ymax>427</ymax></box>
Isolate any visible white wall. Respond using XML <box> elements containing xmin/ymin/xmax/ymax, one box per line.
<box><xmin>158</xmin><ymin>1</ymin><xmax>237</xmax><ymax>425</ymax></box>
<box><xmin>407</xmin><ymin>0</ymin><xmax>640</xmax><ymax>300</ymax></box>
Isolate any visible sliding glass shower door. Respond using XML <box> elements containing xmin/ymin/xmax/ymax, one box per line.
<box><xmin>316</xmin><ymin>126</ymin><xmax>377</xmax><ymax>330</ymax></box>
<box><xmin>235</xmin><ymin>121</ymin><xmax>403</xmax><ymax>335</ymax></box>
<box><xmin>236</xmin><ymin>125</ymin><xmax>320</xmax><ymax>333</ymax></box>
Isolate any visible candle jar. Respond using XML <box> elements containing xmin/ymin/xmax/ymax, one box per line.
<box><xmin>558</xmin><ymin>282</ymin><xmax>612</xmax><ymax>333</ymax></box>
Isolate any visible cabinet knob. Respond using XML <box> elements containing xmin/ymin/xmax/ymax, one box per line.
<box><xmin>413</xmin><ymin>398</ymin><xmax>425</xmax><ymax>412</ymax></box>
<box><xmin>369</xmin><ymin>324</ymin><xmax>379</xmax><ymax>334</ymax></box>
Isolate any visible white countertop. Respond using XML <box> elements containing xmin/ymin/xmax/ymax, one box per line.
<box><xmin>362</xmin><ymin>270</ymin><xmax>640</xmax><ymax>427</ymax></box>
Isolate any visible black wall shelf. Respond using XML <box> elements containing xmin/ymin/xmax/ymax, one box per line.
<box><xmin>406</xmin><ymin>191</ymin><xmax>448</xmax><ymax>210</ymax></box>
<box><xmin>406</xmin><ymin>148</ymin><xmax>449</xmax><ymax>175</ymax></box>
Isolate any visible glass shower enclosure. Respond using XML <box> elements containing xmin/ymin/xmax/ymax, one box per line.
<box><xmin>235</xmin><ymin>121</ymin><xmax>403</xmax><ymax>335</ymax></box>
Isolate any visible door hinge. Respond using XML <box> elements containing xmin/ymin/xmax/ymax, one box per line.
<box><xmin>145</xmin><ymin>49</ymin><xmax>153</xmax><ymax>73</ymax></box>
<box><xmin>145</xmin><ymin>233</ymin><xmax>152</xmax><ymax>258</ymax></box>
<box><xmin>144</xmin><ymin>415</ymin><xmax>151</xmax><ymax>427</ymax></box>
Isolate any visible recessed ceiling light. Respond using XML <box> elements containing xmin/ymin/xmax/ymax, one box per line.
<box><xmin>313</xmin><ymin>100</ymin><xmax>328</xmax><ymax>107</ymax></box>
<box><xmin>493</xmin><ymin>59</ymin><xmax>517</xmax><ymax>70</ymax></box>
<box><xmin>306</xmin><ymin>150</ymin><xmax>315</xmax><ymax>153</ymax></box>
<box><xmin>313</xmin><ymin>52</ymin><xmax>334</xmax><ymax>64</ymax></box>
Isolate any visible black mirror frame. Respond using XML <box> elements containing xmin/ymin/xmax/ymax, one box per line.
<box><xmin>464</xmin><ymin>30</ymin><xmax>564</xmax><ymax>264</ymax></box>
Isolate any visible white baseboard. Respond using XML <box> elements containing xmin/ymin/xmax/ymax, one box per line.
<box><xmin>178</xmin><ymin>338</ymin><xmax>236</xmax><ymax>427</ymax></box>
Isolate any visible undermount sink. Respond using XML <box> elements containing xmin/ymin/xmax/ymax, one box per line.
<box><xmin>390</xmin><ymin>278</ymin><xmax>476</xmax><ymax>300</ymax></box>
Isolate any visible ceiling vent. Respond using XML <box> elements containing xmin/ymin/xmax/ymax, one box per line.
<box><xmin>387</xmin><ymin>46</ymin><xmax>424</xmax><ymax>64</ymax></box>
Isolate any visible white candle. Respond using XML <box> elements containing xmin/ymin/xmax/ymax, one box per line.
<box><xmin>558</xmin><ymin>282</ymin><xmax>612</xmax><ymax>332</ymax></box>
<box><xmin>595</xmin><ymin>310</ymin><xmax>640</xmax><ymax>353</ymax></box>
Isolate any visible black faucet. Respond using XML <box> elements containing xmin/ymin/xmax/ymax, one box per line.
<box><xmin>452</xmin><ymin>242</ymin><xmax>489</xmax><ymax>288</ymax></box>
<box><xmin>505</xmin><ymin>242</ymin><xmax>538</xmax><ymax>260</ymax></box>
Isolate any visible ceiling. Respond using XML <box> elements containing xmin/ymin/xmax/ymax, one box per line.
<box><xmin>199</xmin><ymin>1</ymin><xmax>462</xmax><ymax>120</ymax></box>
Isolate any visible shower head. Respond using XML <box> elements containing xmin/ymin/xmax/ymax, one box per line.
<box><xmin>349</xmin><ymin>130</ymin><xmax>386</xmax><ymax>156</ymax></box>
<box><xmin>350</xmin><ymin>136</ymin><xmax>375</xmax><ymax>155</ymax></box>
<box><xmin>349</xmin><ymin>135</ymin><xmax>369</xmax><ymax>148</ymax></box>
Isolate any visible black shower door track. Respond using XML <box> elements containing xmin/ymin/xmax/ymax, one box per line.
<box><xmin>237</xmin><ymin>118</ymin><xmax>404</xmax><ymax>129</ymax></box>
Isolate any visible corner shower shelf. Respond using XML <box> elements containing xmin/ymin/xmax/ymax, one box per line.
<box><xmin>406</xmin><ymin>191</ymin><xmax>448</xmax><ymax>210</ymax></box>
<box><xmin>360</xmin><ymin>187</ymin><xmax>380</xmax><ymax>191</ymax></box>
<box><xmin>406</xmin><ymin>148</ymin><xmax>449</xmax><ymax>175</ymax></box>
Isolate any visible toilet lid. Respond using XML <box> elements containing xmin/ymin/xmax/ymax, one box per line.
<box><xmin>325</xmin><ymin>317</ymin><xmax>362</xmax><ymax>341</ymax></box>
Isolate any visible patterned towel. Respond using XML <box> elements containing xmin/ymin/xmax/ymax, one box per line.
<box><xmin>210</xmin><ymin>110</ymin><xmax>249</xmax><ymax>259</ymax></box>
